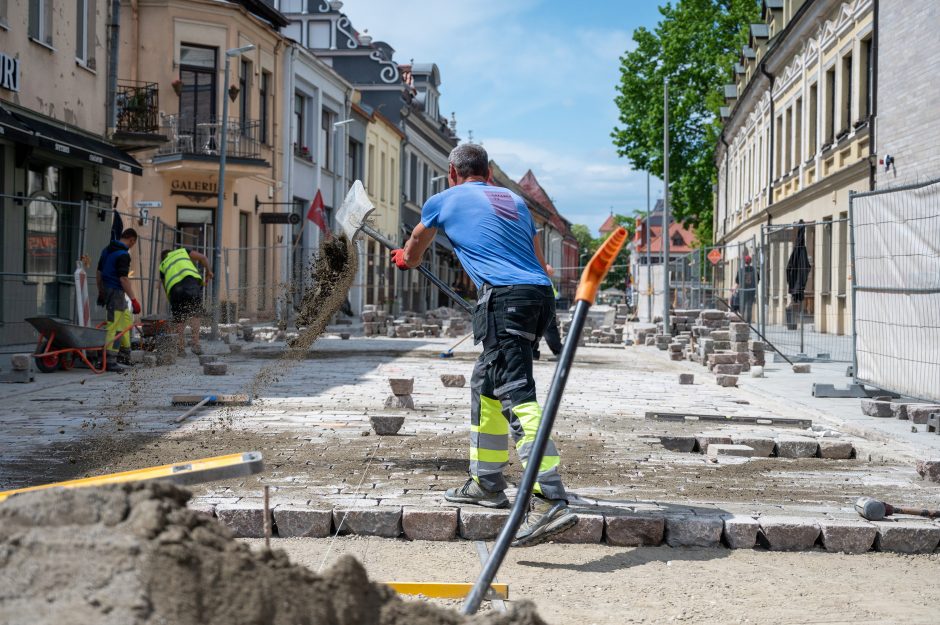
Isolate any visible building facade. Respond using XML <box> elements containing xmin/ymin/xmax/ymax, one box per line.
<box><xmin>0</xmin><ymin>0</ymin><xmax>142</xmax><ymax>345</ymax></box>
<box><xmin>715</xmin><ymin>0</ymin><xmax>874</xmax><ymax>336</ymax></box>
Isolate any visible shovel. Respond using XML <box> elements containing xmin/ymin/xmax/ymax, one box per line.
<box><xmin>335</xmin><ymin>181</ymin><xmax>472</xmax><ymax>314</ymax></box>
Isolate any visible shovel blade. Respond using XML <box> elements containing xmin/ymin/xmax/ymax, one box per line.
<box><xmin>335</xmin><ymin>180</ymin><xmax>375</xmax><ymax>241</ymax></box>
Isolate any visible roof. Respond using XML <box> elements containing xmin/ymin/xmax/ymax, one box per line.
<box><xmin>598</xmin><ymin>212</ymin><xmax>619</xmax><ymax>234</ymax></box>
<box><xmin>517</xmin><ymin>169</ymin><xmax>570</xmax><ymax>234</ymax></box>
<box><xmin>633</xmin><ymin>212</ymin><xmax>695</xmax><ymax>255</ymax></box>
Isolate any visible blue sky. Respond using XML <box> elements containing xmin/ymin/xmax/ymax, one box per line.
<box><xmin>340</xmin><ymin>0</ymin><xmax>666</xmax><ymax>235</ymax></box>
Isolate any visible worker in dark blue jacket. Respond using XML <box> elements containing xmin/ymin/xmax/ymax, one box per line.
<box><xmin>96</xmin><ymin>229</ymin><xmax>140</xmax><ymax>369</ymax></box>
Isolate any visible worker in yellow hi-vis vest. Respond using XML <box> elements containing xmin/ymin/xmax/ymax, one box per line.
<box><xmin>159</xmin><ymin>247</ymin><xmax>213</xmax><ymax>356</ymax></box>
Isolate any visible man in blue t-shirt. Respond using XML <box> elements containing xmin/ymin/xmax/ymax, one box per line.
<box><xmin>391</xmin><ymin>143</ymin><xmax>578</xmax><ymax>547</ymax></box>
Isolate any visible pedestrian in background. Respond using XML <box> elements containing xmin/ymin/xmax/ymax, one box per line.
<box><xmin>158</xmin><ymin>247</ymin><xmax>213</xmax><ymax>356</ymax></box>
<box><xmin>391</xmin><ymin>143</ymin><xmax>578</xmax><ymax>547</ymax></box>
<box><xmin>96</xmin><ymin>228</ymin><xmax>140</xmax><ymax>370</ymax></box>
<box><xmin>735</xmin><ymin>254</ymin><xmax>758</xmax><ymax>324</ymax></box>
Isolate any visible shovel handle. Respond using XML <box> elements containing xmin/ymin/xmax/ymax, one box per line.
<box><xmin>361</xmin><ymin>224</ymin><xmax>473</xmax><ymax>314</ymax></box>
<box><xmin>575</xmin><ymin>227</ymin><xmax>628</xmax><ymax>305</ymax></box>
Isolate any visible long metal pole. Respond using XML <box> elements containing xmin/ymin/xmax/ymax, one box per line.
<box><xmin>211</xmin><ymin>55</ymin><xmax>232</xmax><ymax>340</ymax></box>
<box><xmin>662</xmin><ymin>77</ymin><xmax>671</xmax><ymax>333</ymax></box>
<box><xmin>646</xmin><ymin>171</ymin><xmax>651</xmax><ymax>322</ymax></box>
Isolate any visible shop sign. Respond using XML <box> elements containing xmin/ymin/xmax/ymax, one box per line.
<box><xmin>170</xmin><ymin>179</ymin><xmax>221</xmax><ymax>203</ymax></box>
<box><xmin>0</xmin><ymin>52</ymin><xmax>19</xmax><ymax>92</ymax></box>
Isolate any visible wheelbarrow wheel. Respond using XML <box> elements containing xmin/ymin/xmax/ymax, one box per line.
<box><xmin>35</xmin><ymin>352</ymin><xmax>60</xmax><ymax>373</ymax></box>
<box><xmin>59</xmin><ymin>352</ymin><xmax>76</xmax><ymax>371</ymax></box>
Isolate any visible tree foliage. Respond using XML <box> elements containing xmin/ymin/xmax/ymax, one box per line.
<box><xmin>612</xmin><ymin>0</ymin><xmax>760</xmax><ymax>245</ymax></box>
<box><xmin>573</xmin><ymin>215</ymin><xmax>639</xmax><ymax>291</ymax></box>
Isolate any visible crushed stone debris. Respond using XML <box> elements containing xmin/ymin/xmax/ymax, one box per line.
<box><xmin>0</xmin><ymin>482</ymin><xmax>544</xmax><ymax>625</ymax></box>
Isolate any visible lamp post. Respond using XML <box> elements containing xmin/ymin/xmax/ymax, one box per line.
<box><xmin>662</xmin><ymin>77</ymin><xmax>671</xmax><ymax>333</ymax></box>
<box><xmin>211</xmin><ymin>43</ymin><xmax>254</xmax><ymax>341</ymax></box>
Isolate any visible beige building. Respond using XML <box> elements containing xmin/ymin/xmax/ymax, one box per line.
<box><xmin>715</xmin><ymin>0</ymin><xmax>874</xmax><ymax>339</ymax></box>
<box><xmin>0</xmin><ymin>0</ymin><xmax>143</xmax><ymax>345</ymax></box>
<box><xmin>111</xmin><ymin>0</ymin><xmax>290</xmax><ymax>320</ymax></box>
<box><xmin>358</xmin><ymin>102</ymin><xmax>403</xmax><ymax>312</ymax></box>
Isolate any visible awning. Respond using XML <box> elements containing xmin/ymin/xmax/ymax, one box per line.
<box><xmin>0</xmin><ymin>106</ymin><xmax>35</xmax><ymax>144</ymax></box>
<box><xmin>5</xmin><ymin>108</ymin><xmax>143</xmax><ymax>176</ymax></box>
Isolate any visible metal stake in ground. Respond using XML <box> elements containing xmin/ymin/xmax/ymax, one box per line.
<box><xmin>462</xmin><ymin>227</ymin><xmax>628</xmax><ymax>616</ymax></box>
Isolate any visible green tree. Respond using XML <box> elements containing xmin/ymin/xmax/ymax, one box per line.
<box><xmin>612</xmin><ymin>0</ymin><xmax>760</xmax><ymax>245</ymax></box>
<box><xmin>572</xmin><ymin>215</ymin><xmax>639</xmax><ymax>290</ymax></box>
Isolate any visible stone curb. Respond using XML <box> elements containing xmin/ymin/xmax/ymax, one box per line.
<box><xmin>200</xmin><ymin>503</ymin><xmax>940</xmax><ymax>553</ymax></box>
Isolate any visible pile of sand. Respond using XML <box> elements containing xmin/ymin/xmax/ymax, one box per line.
<box><xmin>0</xmin><ymin>483</ymin><xmax>543</xmax><ymax>625</ymax></box>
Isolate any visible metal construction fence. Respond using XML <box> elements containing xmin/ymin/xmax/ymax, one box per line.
<box><xmin>850</xmin><ymin>178</ymin><xmax>940</xmax><ymax>403</ymax></box>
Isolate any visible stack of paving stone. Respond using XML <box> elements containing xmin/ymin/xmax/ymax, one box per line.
<box><xmin>671</xmin><ymin>309</ymin><xmax>699</xmax><ymax>334</ymax></box>
<box><xmin>360</xmin><ymin>304</ymin><xmax>390</xmax><ymax>337</ymax></box>
<box><xmin>376</xmin><ymin>308</ymin><xmax>468</xmax><ymax>339</ymax></box>
<box><xmin>590</xmin><ymin>325</ymin><xmax>620</xmax><ymax>344</ymax></box>
<box><xmin>860</xmin><ymin>397</ymin><xmax>940</xmax><ymax>430</ymax></box>
<box><xmin>749</xmin><ymin>339</ymin><xmax>766</xmax><ymax>367</ymax></box>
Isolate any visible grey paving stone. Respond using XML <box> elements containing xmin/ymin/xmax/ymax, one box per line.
<box><xmin>757</xmin><ymin>516</ymin><xmax>820</xmax><ymax>551</ymax></box>
<box><xmin>792</xmin><ymin>363</ymin><xmax>811</xmax><ymax>373</ymax></box>
<box><xmin>273</xmin><ymin>505</ymin><xmax>332</xmax><ymax>538</ymax></box>
<box><xmin>818</xmin><ymin>520</ymin><xmax>877</xmax><ymax>554</ymax></box>
<box><xmin>775</xmin><ymin>437</ymin><xmax>820</xmax><ymax>458</ymax></box>
<box><xmin>458</xmin><ymin>508</ymin><xmax>508</xmax><ymax>540</ymax></box>
<box><xmin>907</xmin><ymin>404</ymin><xmax>940</xmax><ymax>425</ymax></box>
<box><xmin>664</xmin><ymin>515</ymin><xmax>723</xmax><ymax>548</ymax></box>
<box><xmin>722</xmin><ymin>515</ymin><xmax>759</xmax><ymax>549</ymax></box>
<box><xmin>604</xmin><ymin>514</ymin><xmax>665</xmax><ymax>547</ymax></box>
<box><xmin>333</xmin><ymin>507</ymin><xmax>402</xmax><ymax>538</ymax></box>
<box><xmin>678</xmin><ymin>373</ymin><xmax>694</xmax><ymax>385</ymax></box>
<box><xmin>198</xmin><ymin>354</ymin><xmax>219</xmax><ymax>366</ymax></box>
<box><xmin>707</xmin><ymin>444</ymin><xmax>754</xmax><ymax>458</ymax></box>
<box><xmin>713</xmin><ymin>364</ymin><xmax>742</xmax><ymax>375</ymax></box>
<box><xmin>731</xmin><ymin>436</ymin><xmax>775</xmax><ymax>457</ymax></box>
<box><xmin>440</xmin><ymin>374</ymin><xmax>466</xmax><ymax>388</ymax></box>
<box><xmin>552</xmin><ymin>512</ymin><xmax>603</xmax><ymax>544</ymax></box>
<box><xmin>861</xmin><ymin>398</ymin><xmax>894</xmax><ymax>418</ymax></box>
<box><xmin>216</xmin><ymin>503</ymin><xmax>267</xmax><ymax>538</ymax></box>
<box><xmin>10</xmin><ymin>354</ymin><xmax>31</xmax><ymax>370</ymax></box>
<box><xmin>659</xmin><ymin>435</ymin><xmax>697</xmax><ymax>453</ymax></box>
<box><xmin>716</xmin><ymin>375</ymin><xmax>738</xmax><ymax>387</ymax></box>
<box><xmin>402</xmin><ymin>507</ymin><xmax>458</xmax><ymax>541</ymax></box>
<box><xmin>370</xmin><ymin>415</ymin><xmax>405</xmax><ymax>435</ymax></box>
<box><xmin>695</xmin><ymin>435</ymin><xmax>733</xmax><ymax>453</ymax></box>
<box><xmin>203</xmin><ymin>362</ymin><xmax>227</xmax><ymax>376</ymax></box>
<box><xmin>388</xmin><ymin>377</ymin><xmax>414</xmax><ymax>395</ymax></box>
<box><xmin>873</xmin><ymin>521</ymin><xmax>940</xmax><ymax>553</ymax></box>
<box><xmin>817</xmin><ymin>440</ymin><xmax>855</xmax><ymax>459</ymax></box>
<box><xmin>915</xmin><ymin>459</ymin><xmax>940</xmax><ymax>483</ymax></box>
<box><xmin>384</xmin><ymin>394</ymin><xmax>415</xmax><ymax>410</ymax></box>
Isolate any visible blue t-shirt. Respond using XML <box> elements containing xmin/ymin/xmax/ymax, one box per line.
<box><xmin>421</xmin><ymin>182</ymin><xmax>550</xmax><ymax>288</ymax></box>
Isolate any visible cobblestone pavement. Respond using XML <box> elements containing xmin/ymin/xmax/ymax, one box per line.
<box><xmin>3</xmin><ymin>334</ymin><xmax>939</xmax><ymax>529</ymax></box>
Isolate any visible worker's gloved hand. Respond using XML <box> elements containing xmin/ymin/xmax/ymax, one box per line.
<box><xmin>390</xmin><ymin>248</ymin><xmax>409</xmax><ymax>271</ymax></box>
<box><xmin>130</xmin><ymin>299</ymin><xmax>142</xmax><ymax>315</ymax></box>
<box><xmin>96</xmin><ymin>293</ymin><xmax>106</xmax><ymax>308</ymax></box>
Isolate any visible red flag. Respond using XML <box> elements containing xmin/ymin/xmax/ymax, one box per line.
<box><xmin>306</xmin><ymin>189</ymin><xmax>330</xmax><ymax>234</ymax></box>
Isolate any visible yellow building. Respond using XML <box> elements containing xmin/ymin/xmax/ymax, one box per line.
<box><xmin>358</xmin><ymin>102</ymin><xmax>402</xmax><ymax>313</ymax></box>
<box><xmin>715</xmin><ymin>0</ymin><xmax>873</xmax><ymax>344</ymax></box>
<box><xmin>111</xmin><ymin>0</ymin><xmax>290</xmax><ymax>320</ymax></box>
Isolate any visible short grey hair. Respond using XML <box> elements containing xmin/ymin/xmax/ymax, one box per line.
<box><xmin>449</xmin><ymin>143</ymin><xmax>489</xmax><ymax>178</ymax></box>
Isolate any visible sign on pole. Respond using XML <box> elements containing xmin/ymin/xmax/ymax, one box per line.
<box><xmin>707</xmin><ymin>248</ymin><xmax>723</xmax><ymax>265</ymax></box>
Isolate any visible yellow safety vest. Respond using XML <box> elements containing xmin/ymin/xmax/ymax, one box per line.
<box><xmin>159</xmin><ymin>248</ymin><xmax>202</xmax><ymax>296</ymax></box>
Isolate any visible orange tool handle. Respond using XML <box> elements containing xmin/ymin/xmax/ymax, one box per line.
<box><xmin>575</xmin><ymin>226</ymin><xmax>628</xmax><ymax>304</ymax></box>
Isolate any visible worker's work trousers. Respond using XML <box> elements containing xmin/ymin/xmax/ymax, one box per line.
<box><xmin>469</xmin><ymin>284</ymin><xmax>567</xmax><ymax>501</ymax></box>
<box><xmin>104</xmin><ymin>288</ymin><xmax>132</xmax><ymax>354</ymax></box>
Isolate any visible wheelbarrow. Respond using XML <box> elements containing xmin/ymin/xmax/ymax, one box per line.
<box><xmin>26</xmin><ymin>316</ymin><xmax>136</xmax><ymax>374</ymax></box>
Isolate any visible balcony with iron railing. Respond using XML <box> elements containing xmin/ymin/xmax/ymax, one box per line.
<box><xmin>153</xmin><ymin>115</ymin><xmax>267</xmax><ymax>171</ymax></box>
<box><xmin>111</xmin><ymin>81</ymin><xmax>166</xmax><ymax>150</ymax></box>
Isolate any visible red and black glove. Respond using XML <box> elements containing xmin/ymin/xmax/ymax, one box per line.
<box><xmin>130</xmin><ymin>299</ymin><xmax>142</xmax><ymax>315</ymax></box>
<box><xmin>390</xmin><ymin>249</ymin><xmax>410</xmax><ymax>271</ymax></box>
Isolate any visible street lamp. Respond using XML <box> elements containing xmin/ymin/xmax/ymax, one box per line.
<box><xmin>211</xmin><ymin>43</ymin><xmax>254</xmax><ymax>340</ymax></box>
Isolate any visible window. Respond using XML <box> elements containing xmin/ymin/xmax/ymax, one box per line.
<box><xmin>293</xmin><ymin>93</ymin><xmax>305</xmax><ymax>154</ymax></box>
<box><xmin>380</xmin><ymin>151</ymin><xmax>387</xmax><ymax>202</ymax></box>
<box><xmin>794</xmin><ymin>97</ymin><xmax>802</xmax><ymax>166</ymax></box>
<box><xmin>821</xmin><ymin>217</ymin><xmax>833</xmax><ymax>294</ymax></box>
<box><xmin>259</xmin><ymin>71</ymin><xmax>270</xmax><ymax>144</ymax></box>
<box><xmin>308</xmin><ymin>21</ymin><xmax>331</xmax><ymax>49</ymax></box>
<box><xmin>28</xmin><ymin>0</ymin><xmax>53</xmax><ymax>46</ymax></box>
<box><xmin>75</xmin><ymin>0</ymin><xmax>96</xmax><ymax>68</ymax></box>
<box><xmin>840</xmin><ymin>53</ymin><xmax>852</xmax><ymax>135</ymax></box>
<box><xmin>422</xmin><ymin>162</ymin><xmax>429</xmax><ymax>203</ymax></box>
<box><xmin>775</xmin><ymin>115</ymin><xmax>783</xmax><ymax>178</ymax></box>
<box><xmin>837</xmin><ymin>213</ymin><xmax>848</xmax><ymax>295</ymax></box>
<box><xmin>808</xmin><ymin>83</ymin><xmax>818</xmax><ymax>156</ymax></box>
<box><xmin>409</xmin><ymin>153</ymin><xmax>418</xmax><ymax>202</ymax></box>
<box><xmin>348</xmin><ymin>139</ymin><xmax>362</xmax><ymax>183</ymax></box>
<box><xmin>0</xmin><ymin>0</ymin><xmax>8</xmax><ymax>27</ymax></box>
<box><xmin>179</xmin><ymin>44</ymin><xmax>218</xmax><ymax>137</ymax></box>
<box><xmin>390</xmin><ymin>157</ymin><xmax>396</xmax><ymax>201</ymax></box>
<box><xmin>860</xmin><ymin>37</ymin><xmax>873</xmax><ymax>120</ymax></box>
<box><xmin>825</xmin><ymin>67</ymin><xmax>836</xmax><ymax>145</ymax></box>
<box><xmin>784</xmin><ymin>107</ymin><xmax>792</xmax><ymax>173</ymax></box>
<box><xmin>367</xmin><ymin>144</ymin><xmax>375</xmax><ymax>192</ymax></box>
<box><xmin>321</xmin><ymin>110</ymin><xmax>334</xmax><ymax>171</ymax></box>
<box><xmin>239</xmin><ymin>60</ymin><xmax>251</xmax><ymax>134</ymax></box>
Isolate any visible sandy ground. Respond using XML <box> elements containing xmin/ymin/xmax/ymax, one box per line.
<box><xmin>243</xmin><ymin>536</ymin><xmax>940</xmax><ymax>625</ymax></box>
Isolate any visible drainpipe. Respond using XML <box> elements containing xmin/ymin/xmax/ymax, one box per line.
<box><xmin>107</xmin><ymin>0</ymin><xmax>121</xmax><ymax>132</ymax></box>
<box><xmin>760</xmin><ymin>61</ymin><xmax>775</xmax><ymax>210</ymax></box>
<box><xmin>719</xmin><ymin>131</ymin><xmax>730</xmax><ymax>241</ymax></box>
<box><xmin>869</xmin><ymin>0</ymin><xmax>879</xmax><ymax>191</ymax></box>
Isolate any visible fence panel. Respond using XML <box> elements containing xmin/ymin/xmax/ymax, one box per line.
<box><xmin>851</xmin><ymin>179</ymin><xmax>940</xmax><ymax>402</ymax></box>
<box><xmin>760</xmin><ymin>220</ymin><xmax>853</xmax><ymax>362</ymax></box>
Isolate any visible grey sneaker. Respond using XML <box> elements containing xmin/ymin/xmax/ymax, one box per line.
<box><xmin>511</xmin><ymin>496</ymin><xmax>578</xmax><ymax>547</ymax></box>
<box><xmin>444</xmin><ymin>478</ymin><xmax>509</xmax><ymax>509</ymax></box>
